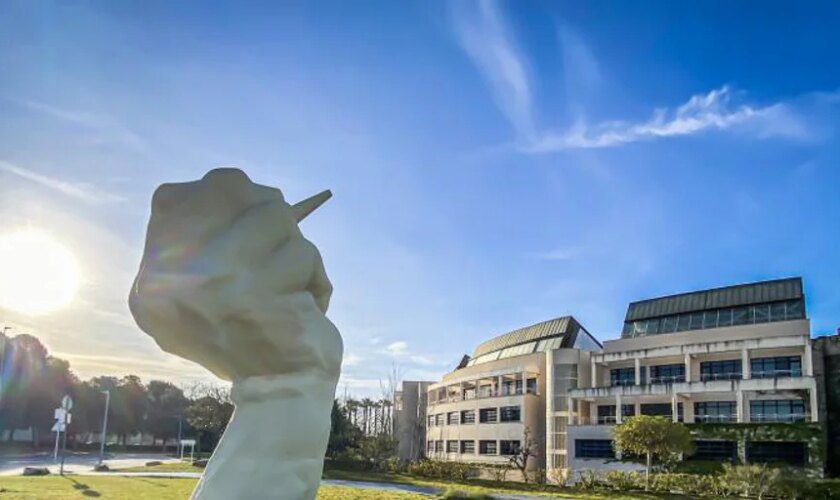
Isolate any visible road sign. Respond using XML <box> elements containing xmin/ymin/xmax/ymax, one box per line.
<box><xmin>51</xmin><ymin>422</ymin><xmax>67</xmax><ymax>432</ymax></box>
<box><xmin>61</xmin><ymin>395</ymin><xmax>73</xmax><ymax>411</ymax></box>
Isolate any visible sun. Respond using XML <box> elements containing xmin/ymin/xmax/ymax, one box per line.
<box><xmin>0</xmin><ymin>229</ymin><xmax>82</xmax><ymax>315</ymax></box>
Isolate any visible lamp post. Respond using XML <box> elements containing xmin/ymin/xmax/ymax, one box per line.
<box><xmin>98</xmin><ymin>390</ymin><xmax>110</xmax><ymax>465</ymax></box>
<box><xmin>0</xmin><ymin>326</ymin><xmax>11</xmax><ymax>397</ymax></box>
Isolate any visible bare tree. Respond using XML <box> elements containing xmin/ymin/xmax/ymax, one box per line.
<box><xmin>509</xmin><ymin>426</ymin><xmax>538</xmax><ymax>483</ymax></box>
<box><xmin>379</xmin><ymin>363</ymin><xmax>404</xmax><ymax>437</ymax></box>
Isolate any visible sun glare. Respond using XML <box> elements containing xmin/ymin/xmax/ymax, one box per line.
<box><xmin>0</xmin><ymin>229</ymin><xmax>82</xmax><ymax>315</ymax></box>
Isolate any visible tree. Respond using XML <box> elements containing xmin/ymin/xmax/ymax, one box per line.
<box><xmin>509</xmin><ymin>426</ymin><xmax>538</xmax><ymax>482</ymax></box>
<box><xmin>185</xmin><ymin>384</ymin><xmax>233</xmax><ymax>453</ymax></box>
<box><xmin>146</xmin><ymin>381</ymin><xmax>189</xmax><ymax>449</ymax></box>
<box><xmin>612</xmin><ymin>416</ymin><xmax>694</xmax><ymax>490</ymax></box>
<box><xmin>327</xmin><ymin>399</ymin><xmax>361</xmax><ymax>458</ymax></box>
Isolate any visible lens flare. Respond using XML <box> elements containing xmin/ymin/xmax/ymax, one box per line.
<box><xmin>0</xmin><ymin>229</ymin><xmax>81</xmax><ymax>315</ymax></box>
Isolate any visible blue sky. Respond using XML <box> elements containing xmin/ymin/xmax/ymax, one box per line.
<box><xmin>1</xmin><ymin>1</ymin><xmax>839</xmax><ymax>395</ymax></box>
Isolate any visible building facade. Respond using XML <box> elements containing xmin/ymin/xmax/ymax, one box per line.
<box><xmin>565</xmin><ymin>278</ymin><xmax>824</xmax><ymax>479</ymax></box>
<box><xmin>393</xmin><ymin>381</ymin><xmax>432</xmax><ymax>461</ymax></box>
<box><xmin>423</xmin><ymin>277</ymin><xmax>833</xmax><ymax>482</ymax></box>
<box><xmin>424</xmin><ymin>316</ymin><xmax>600</xmax><ymax>471</ymax></box>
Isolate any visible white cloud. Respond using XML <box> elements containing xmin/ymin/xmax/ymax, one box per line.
<box><xmin>409</xmin><ymin>355</ymin><xmax>436</xmax><ymax>366</ymax></box>
<box><xmin>384</xmin><ymin>341</ymin><xmax>408</xmax><ymax>357</ymax></box>
<box><xmin>342</xmin><ymin>352</ymin><xmax>363</xmax><ymax>367</ymax></box>
<box><xmin>0</xmin><ymin>160</ymin><xmax>126</xmax><ymax>204</ymax></box>
<box><xmin>449</xmin><ymin>3</ymin><xmax>810</xmax><ymax>153</ymax></box>
<box><xmin>529</xmin><ymin>86</ymin><xmax>809</xmax><ymax>152</ymax></box>
<box><xmin>450</xmin><ymin>0</ymin><xmax>536</xmax><ymax>142</ymax></box>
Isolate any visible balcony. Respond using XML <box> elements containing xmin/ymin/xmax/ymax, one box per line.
<box><xmin>694</xmin><ymin>414</ymin><xmax>737</xmax><ymax>424</ymax></box>
<box><xmin>429</xmin><ymin>386</ymin><xmax>538</xmax><ymax>406</ymax></box>
<box><xmin>750</xmin><ymin>413</ymin><xmax>809</xmax><ymax>423</ymax></box>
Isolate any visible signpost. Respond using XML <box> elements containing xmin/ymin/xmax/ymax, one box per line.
<box><xmin>54</xmin><ymin>395</ymin><xmax>73</xmax><ymax>475</ymax></box>
<box><xmin>98</xmin><ymin>390</ymin><xmax>110</xmax><ymax>465</ymax></box>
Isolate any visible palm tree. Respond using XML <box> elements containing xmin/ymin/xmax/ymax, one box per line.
<box><xmin>345</xmin><ymin>398</ymin><xmax>359</xmax><ymax>429</ymax></box>
<box><xmin>360</xmin><ymin>398</ymin><xmax>374</xmax><ymax>435</ymax></box>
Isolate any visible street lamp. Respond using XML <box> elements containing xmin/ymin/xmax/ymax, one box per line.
<box><xmin>0</xmin><ymin>326</ymin><xmax>10</xmax><ymax>397</ymax></box>
<box><xmin>98</xmin><ymin>390</ymin><xmax>110</xmax><ymax>465</ymax></box>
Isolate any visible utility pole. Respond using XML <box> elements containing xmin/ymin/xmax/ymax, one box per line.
<box><xmin>98</xmin><ymin>390</ymin><xmax>110</xmax><ymax>465</ymax></box>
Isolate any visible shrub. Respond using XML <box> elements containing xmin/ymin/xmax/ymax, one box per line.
<box><xmin>575</xmin><ymin>470</ymin><xmax>599</xmax><ymax>490</ymax></box>
<box><xmin>408</xmin><ymin>460</ymin><xmax>475</xmax><ymax>481</ymax></box>
<box><xmin>438</xmin><ymin>488</ymin><xmax>492</xmax><ymax>500</ymax></box>
<box><xmin>530</xmin><ymin>467</ymin><xmax>546</xmax><ymax>485</ymax></box>
<box><xmin>720</xmin><ymin>463</ymin><xmax>780</xmax><ymax>500</ymax></box>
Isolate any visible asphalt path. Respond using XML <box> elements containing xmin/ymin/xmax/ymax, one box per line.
<box><xmin>0</xmin><ymin>451</ymin><xmax>180</xmax><ymax>476</ymax></box>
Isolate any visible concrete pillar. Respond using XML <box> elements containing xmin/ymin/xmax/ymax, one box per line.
<box><xmin>742</xmin><ymin>348</ymin><xmax>751</xmax><ymax>379</ymax></box>
<box><xmin>591</xmin><ymin>362</ymin><xmax>598</xmax><ymax>388</ymax></box>
<box><xmin>615</xmin><ymin>394</ymin><xmax>623</xmax><ymax>424</ymax></box>
<box><xmin>737</xmin><ymin>390</ymin><xmax>749</xmax><ymax>423</ymax></box>
<box><xmin>567</xmin><ymin>397</ymin><xmax>575</xmax><ymax>425</ymax></box>
<box><xmin>810</xmin><ymin>388</ymin><xmax>819</xmax><ymax>422</ymax></box>
<box><xmin>671</xmin><ymin>394</ymin><xmax>678</xmax><ymax>422</ymax></box>
<box><xmin>684</xmin><ymin>353</ymin><xmax>692</xmax><ymax>382</ymax></box>
<box><xmin>634</xmin><ymin>358</ymin><xmax>641</xmax><ymax>385</ymax></box>
<box><xmin>805</xmin><ymin>341</ymin><xmax>813</xmax><ymax>377</ymax></box>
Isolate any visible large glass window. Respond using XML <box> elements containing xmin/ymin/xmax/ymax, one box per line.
<box><xmin>446</xmin><ymin>440</ymin><xmax>458</xmax><ymax>453</ymax></box>
<box><xmin>610</xmin><ymin>368</ymin><xmax>636</xmax><ymax>386</ymax></box>
<box><xmin>692</xmin><ymin>440</ymin><xmax>737</xmax><ymax>461</ymax></box>
<box><xmin>676</xmin><ymin>314</ymin><xmax>692</xmax><ymax>332</ymax></box>
<box><xmin>500</xmin><ymin>440</ymin><xmax>520</xmax><ymax>456</ymax></box>
<box><xmin>575</xmin><ymin>439</ymin><xmax>614</xmax><ymax>459</ymax></box>
<box><xmin>447</xmin><ymin>411</ymin><xmax>459</xmax><ymax>425</ymax></box>
<box><xmin>753</xmin><ymin>303</ymin><xmax>770</xmax><ymax>324</ymax></box>
<box><xmin>645</xmin><ymin>318</ymin><xmax>660</xmax><ymax>335</ymax></box>
<box><xmin>479</xmin><ymin>408</ymin><xmax>498</xmax><ymax>423</ymax></box>
<box><xmin>460</xmin><ymin>440</ymin><xmax>475</xmax><ymax>454</ymax></box>
<box><xmin>694</xmin><ymin>401</ymin><xmax>737</xmax><ymax>423</ymax></box>
<box><xmin>700</xmin><ymin>359</ymin><xmax>742</xmax><ymax>381</ymax></box>
<box><xmin>660</xmin><ymin>315</ymin><xmax>678</xmax><ymax>333</ymax></box>
<box><xmin>750</xmin><ymin>400</ymin><xmax>806</xmax><ymax>423</ymax></box>
<box><xmin>689</xmin><ymin>312</ymin><xmax>705</xmax><ymax>330</ymax></box>
<box><xmin>786</xmin><ymin>299</ymin><xmax>805</xmax><ymax>319</ymax></box>
<box><xmin>770</xmin><ymin>302</ymin><xmax>786</xmax><ymax>322</ymax></box>
<box><xmin>435</xmin><ymin>414</ymin><xmax>444</xmax><ymax>426</ymax></box>
<box><xmin>751</xmin><ymin>356</ymin><xmax>802</xmax><ymax>379</ymax></box>
<box><xmin>649</xmin><ymin>364</ymin><xmax>685</xmax><ymax>384</ymax></box>
<box><xmin>641</xmin><ymin>403</ymin><xmax>683</xmax><ymax>422</ymax></box>
<box><xmin>702</xmin><ymin>310</ymin><xmax>719</xmax><ymax>329</ymax></box>
<box><xmin>479</xmin><ymin>440</ymin><xmax>497</xmax><ymax>455</ymax></box>
<box><xmin>461</xmin><ymin>410</ymin><xmax>475</xmax><ymax>424</ymax></box>
<box><xmin>435</xmin><ymin>440</ymin><xmax>443</xmax><ymax>453</ymax></box>
<box><xmin>597</xmin><ymin>405</ymin><xmax>616</xmax><ymax>425</ymax></box>
<box><xmin>746</xmin><ymin>441</ymin><xmax>807</xmax><ymax>466</ymax></box>
<box><xmin>732</xmin><ymin>306</ymin><xmax>750</xmax><ymax>325</ymax></box>
<box><xmin>500</xmin><ymin>406</ymin><xmax>520</xmax><ymax>422</ymax></box>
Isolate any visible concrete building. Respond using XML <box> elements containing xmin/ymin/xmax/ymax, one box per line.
<box><xmin>565</xmin><ymin>277</ymin><xmax>824</xmax><ymax>479</ymax></box>
<box><xmin>424</xmin><ymin>316</ymin><xmax>601</xmax><ymax>471</ymax></box>
<box><xmin>393</xmin><ymin>380</ymin><xmax>432</xmax><ymax>461</ymax></box>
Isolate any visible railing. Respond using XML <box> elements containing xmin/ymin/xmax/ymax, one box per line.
<box><xmin>649</xmin><ymin>375</ymin><xmax>686</xmax><ymax>384</ymax></box>
<box><xmin>611</xmin><ymin>380</ymin><xmax>636</xmax><ymax>387</ymax></box>
<box><xmin>694</xmin><ymin>414</ymin><xmax>737</xmax><ymax>423</ymax></box>
<box><xmin>429</xmin><ymin>386</ymin><xmax>538</xmax><ymax>405</ymax></box>
<box><xmin>700</xmin><ymin>372</ymin><xmax>742</xmax><ymax>381</ymax></box>
<box><xmin>750</xmin><ymin>413</ymin><xmax>809</xmax><ymax>423</ymax></box>
<box><xmin>751</xmin><ymin>369</ymin><xmax>802</xmax><ymax>379</ymax></box>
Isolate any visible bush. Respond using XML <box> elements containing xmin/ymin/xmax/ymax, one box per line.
<box><xmin>408</xmin><ymin>460</ymin><xmax>475</xmax><ymax>481</ymax></box>
<box><xmin>484</xmin><ymin>464</ymin><xmax>510</xmax><ymax>483</ymax></box>
<box><xmin>530</xmin><ymin>467</ymin><xmax>546</xmax><ymax>485</ymax></box>
<box><xmin>438</xmin><ymin>489</ymin><xmax>492</xmax><ymax>499</ymax></box>
<box><xmin>720</xmin><ymin>463</ymin><xmax>779</xmax><ymax>500</ymax></box>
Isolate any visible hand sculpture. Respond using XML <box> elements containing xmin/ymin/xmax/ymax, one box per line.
<box><xmin>129</xmin><ymin>168</ymin><xmax>342</xmax><ymax>500</ymax></box>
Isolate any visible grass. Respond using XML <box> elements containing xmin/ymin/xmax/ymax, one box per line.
<box><xmin>321</xmin><ymin>465</ymin><xmax>687</xmax><ymax>499</ymax></box>
<box><xmin>115</xmin><ymin>461</ymin><xmax>202</xmax><ymax>473</ymax></box>
<box><xmin>0</xmin><ymin>477</ymin><xmax>425</xmax><ymax>499</ymax></box>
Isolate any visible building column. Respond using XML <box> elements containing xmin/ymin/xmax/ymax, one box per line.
<box><xmin>634</xmin><ymin>358</ymin><xmax>641</xmax><ymax>385</ymax></box>
<box><xmin>684</xmin><ymin>353</ymin><xmax>692</xmax><ymax>382</ymax></box>
<box><xmin>671</xmin><ymin>394</ymin><xmax>679</xmax><ymax>423</ymax></box>
<box><xmin>737</xmin><ymin>390</ymin><xmax>749</xmax><ymax>423</ymax></box>
<box><xmin>591</xmin><ymin>361</ymin><xmax>598</xmax><ymax>388</ymax></box>
<box><xmin>805</xmin><ymin>341</ymin><xmax>814</xmax><ymax>377</ymax></box>
<box><xmin>810</xmin><ymin>387</ymin><xmax>819</xmax><ymax>422</ymax></box>
<box><xmin>567</xmin><ymin>397</ymin><xmax>575</xmax><ymax>425</ymax></box>
<box><xmin>615</xmin><ymin>394</ymin><xmax>623</xmax><ymax>424</ymax></box>
<box><xmin>742</xmin><ymin>348</ymin><xmax>751</xmax><ymax>379</ymax></box>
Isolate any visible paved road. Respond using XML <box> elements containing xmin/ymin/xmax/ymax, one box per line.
<box><xmin>0</xmin><ymin>452</ymin><xmax>180</xmax><ymax>476</ymax></box>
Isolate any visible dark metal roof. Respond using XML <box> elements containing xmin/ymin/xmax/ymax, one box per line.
<box><xmin>472</xmin><ymin>316</ymin><xmax>582</xmax><ymax>358</ymax></box>
<box><xmin>625</xmin><ymin>277</ymin><xmax>804</xmax><ymax>323</ymax></box>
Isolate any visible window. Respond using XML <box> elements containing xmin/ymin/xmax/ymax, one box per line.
<box><xmin>611</xmin><ymin>368</ymin><xmax>636</xmax><ymax>386</ymax></box>
<box><xmin>649</xmin><ymin>364</ymin><xmax>685</xmax><ymax>384</ymax></box>
<box><xmin>702</xmin><ymin>310</ymin><xmax>719</xmax><ymax>329</ymax></box>
<box><xmin>479</xmin><ymin>440</ymin><xmax>497</xmax><ymax>455</ymax></box>
<box><xmin>694</xmin><ymin>401</ymin><xmax>737</xmax><ymax>423</ymax></box>
<box><xmin>700</xmin><ymin>359</ymin><xmax>742</xmax><ymax>381</ymax></box>
<box><xmin>692</xmin><ymin>440</ymin><xmax>737</xmax><ymax>461</ymax></box>
<box><xmin>752</xmin><ymin>303</ymin><xmax>770</xmax><ymax>324</ymax></box>
<box><xmin>770</xmin><ymin>302</ymin><xmax>786</xmax><ymax>322</ymax></box>
<box><xmin>676</xmin><ymin>314</ymin><xmax>692</xmax><ymax>332</ymax></box>
<box><xmin>460</xmin><ymin>440</ymin><xmax>475</xmax><ymax>454</ymax></box>
<box><xmin>435</xmin><ymin>414</ymin><xmax>444</xmax><ymax>426</ymax></box>
<box><xmin>689</xmin><ymin>312</ymin><xmax>705</xmax><ymax>330</ymax></box>
<box><xmin>732</xmin><ymin>306</ymin><xmax>750</xmax><ymax>326</ymax></box>
<box><xmin>461</xmin><ymin>410</ymin><xmax>476</xmax><ymax>424</ymax></box>
<box><xmin>575</xmin><ymin>439</ymin><xmax>614</xmax><ymax>459</ymax></box>
<box><xmin>786</xmin><ymin>299</ymin><xmax>805</xmax><ymax>319</ymax></box>
<box><xmin>499</xmin><ymin>406</ymin><xmax>520</xmax><ymax>422</ymax></box>
<box><xmin>750</xmin><ymin>400</ymin><xmax>806</xmax><ymax>423</ymax></box>
<box><xmin>622</xmin><ymin>404</ymin><xmax>636</xmax><ymax>418</ymax></box>
<box><xmin>597</xmin><ymin>405</ymin><xmax>616</xmax><ymax>424</ymax></box>
<box><xmin>641</xmin><ymin>403</ymin><xmax>683</xmax><ymax>422</ymax></box>
<box><xmin>500</xmin><ymin>440</ymin><xmax>520</xmax><ymax>456</ymax></box>
<box><xmin>746</xmin><ymin>441</ymin><xmax>807</xmax><ymax>466</ymax></box>
<box><xmin>447</xmin><ymin>411</ymin><xmax>459</xmax><ymax>425</ymax></box>
<box><xmin>717</xmin><ymin>308</ymin><xmax>733</xmax><ymax>327</ymax></box>
<box><xmin>427</xmin><ymin>441</ymin><xmax>434</xmax><ymax>454</ymax></box>
<box><xmin>645</xmin><ymin>318</ymin><xmax>660</xmax><ymax>335</ymax></box>
<box><xmin>428</xmin><ymin>415</ymin><xmax>435</xmax><ymax>427</ymax></box>
<box><xmin>434</xmin><ymin>440</ymin><xmax>443</xmax><ymax>453</ymax></box>
<box><xmin>660</xmin><ymin>315</ymin><xmax>677</xmax><ymax>333</ymax></box>
<box><xmin>751</xmin><ymin>356</ymin><xmax>801</xmax><ymax>379</ymax></box>
<box><xmin>526</xmin><ymin>377</ymin><xmax>537</xmax><ymax>394</ymax></box>
<box><xmin>479</xmin><ymin>407</ymin><xmax>498</xmax><ymax>423</ymax></box>
<box><xmin>446</xmin><ymin>440</ymin><xmax>458</xmax><ymax>453</ymax></box>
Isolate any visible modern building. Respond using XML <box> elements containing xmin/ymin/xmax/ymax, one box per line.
<box><xmin>565</xmin><ymin>277</ymin><xmax>824</xmax><ymax>479</ymax></box>
<box><xmin>424</xmin><ymin>316</ymin><xmax>601</xmax><ymax>471</ymax></box>
<box><xmin>422</xmin><ymin>276</ymin><xmax>834</xmax><ymax>482</ymax></box>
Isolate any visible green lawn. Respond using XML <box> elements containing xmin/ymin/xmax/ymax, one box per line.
<box><xmin>0</xmin><ymin>477</ymin><xmax>424</xmax><ymax>499</ymax></box>
<box><xmin>115</xmin><ymin>462</ymin><xmax>202</xmax><ymax>473</ymax></box>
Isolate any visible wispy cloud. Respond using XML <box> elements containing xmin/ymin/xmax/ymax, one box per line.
<box><xmin>342</xmin><ymin>352</ymin><xmax>364</xmax><ymax>367</ymax></box>
<box><xmin>0</xmin><ymin>161</ymin><xmax>126</xmax><ymax>204</ymax></box>
<box><xmin>449</xmin><ymin>3</ymin><xmax>810</xmax><ymax>153</ymax></box>
<box><xmin>384</xmin><ymin>341</ymin><xmax>408</xmax><ymax>357</ymax></box>
<box><xmin>529</xmin><ymin>86</ymin><xmax>809</xmax><ymax>152</ymax></box>
<box><xmin>15</xmin><ymin>99</ymin><xmax>147</xmax><ymax>151</ymax></box>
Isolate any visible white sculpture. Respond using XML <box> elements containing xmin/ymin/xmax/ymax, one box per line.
<box><xmin>129</xmin><ymin>168</ymin><xmax>342</xmax><ymax>499</ymax></box>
